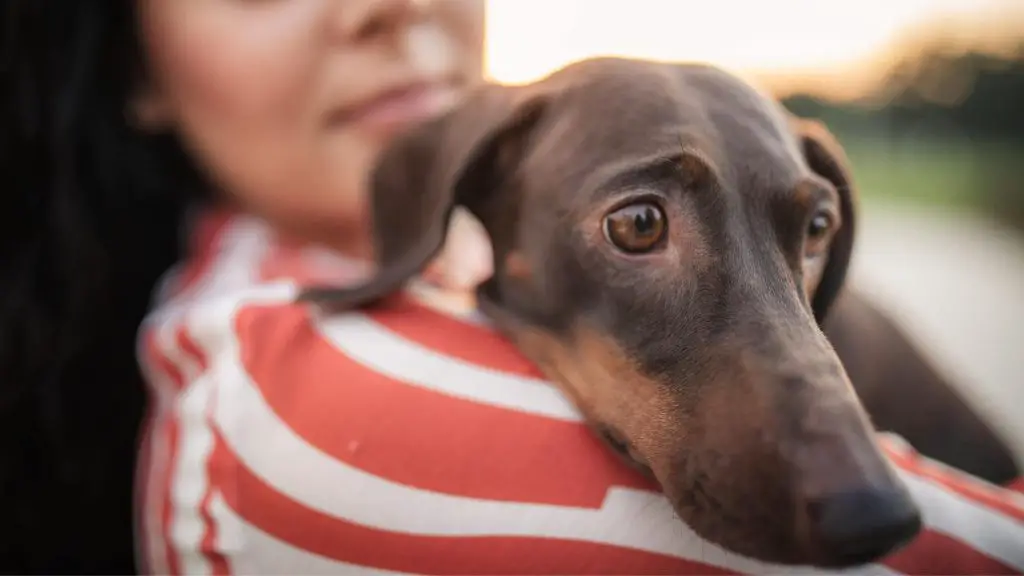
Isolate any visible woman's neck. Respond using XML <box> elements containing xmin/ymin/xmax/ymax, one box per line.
<box><xmin>204</xmin><ymin>199</ymin><xmax>377</xmax><ymax>264</ymax></box>
<box><xmin>279</xmin><ymin>218</ymin><xmax>376</xmax><ymax>264</ymax></box>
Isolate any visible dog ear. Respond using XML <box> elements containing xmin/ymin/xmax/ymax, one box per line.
<box><xmin>300</xmin><ymin>86</ymin><xmax>545</xmax><ymax>308</ymax></box>
<box><xmin>795</xmin><ymin>118</ymin><xmax>859</xmax><ymax>323</ymax></box>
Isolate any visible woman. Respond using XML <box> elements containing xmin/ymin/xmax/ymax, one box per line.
<box><xmin>1</xmin><ymin>0</ymin><xmax>485</xmax><ymax>572</ymax></box>
<box><xmin>1</xmin><ymin>0</ymin><xmax>1021</xmax><ymax>574</ymax></box>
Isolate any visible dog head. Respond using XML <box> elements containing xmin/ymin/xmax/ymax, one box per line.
<box><xmin>302</xmin><ymin>58</ymin><xmax>920</xmax><ymax>567</ymax></box>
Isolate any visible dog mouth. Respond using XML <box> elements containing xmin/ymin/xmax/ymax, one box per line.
<box><xmin>597</xmin><ymin>425</ymin><xmax>650</xmax><ymax>470</ymax></box>
<box><xmin>591</xmin><ymin>387</ymin><xmax>920</xmax><ymax>569</ymax></box>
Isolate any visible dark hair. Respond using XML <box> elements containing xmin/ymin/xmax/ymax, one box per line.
<box><xmin>1</xmin><ymin>0</ymin><xmax>207</xmax><ymax>571</ymax></box>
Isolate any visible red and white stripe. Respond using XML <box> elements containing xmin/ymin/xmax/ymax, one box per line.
<box><xmin>136</xmin><ymin>210</ymin><xmax>1024</xmax><ymax>575</ymax></box>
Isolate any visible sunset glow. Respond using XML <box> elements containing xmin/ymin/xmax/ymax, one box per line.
<box><xmin>483</xmin><ymin>0</ymin><xmax>1024</xmax><ymax>99</ymax></box>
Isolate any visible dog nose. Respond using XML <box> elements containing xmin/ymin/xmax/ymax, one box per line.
<box><xmin>807</xmin><ymin>487</ymin><xmax>922</xmax><ymax>566</ymax></box>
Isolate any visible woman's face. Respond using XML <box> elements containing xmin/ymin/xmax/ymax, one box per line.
<box><xmin>136</xmin><ymin>0</ymin><xmax>485</xmax><ymax>246</ymax></box>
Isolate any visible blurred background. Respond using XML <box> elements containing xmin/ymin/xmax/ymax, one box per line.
<box><xmin>483</xmin><ymin>0</ymin><xmax>1024</xmax><ymax>461</ymax></box>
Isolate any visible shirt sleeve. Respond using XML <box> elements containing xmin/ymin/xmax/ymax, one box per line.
<box><xmin>876</xmin><ymin>434</ymin><xmax>1024</xmax><ymax>573</ymax></box>
<box><xmin>137</xmin><ymin>292</ymin><xmax>1024</xmax><ymax>576</ymax></box>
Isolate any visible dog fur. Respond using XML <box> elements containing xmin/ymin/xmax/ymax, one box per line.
<box><xmin>302</xmin><ymin>58</ymin><xmax>938</xmax><ymax>567</ymax></box>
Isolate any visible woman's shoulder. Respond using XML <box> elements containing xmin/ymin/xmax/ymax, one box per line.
<box><xmin>144</xmin><ymin>209</ymin><xmax>305</xmax><ymax>318</ymax></box>
<box><xmin>136</xmin><ymin>208</ymin><xmax>541</xmax><ymax>394</ymax></box>
<box><xmin>140</xmin><ymin>207</ymin><xmax>360</xmax><ymax>336</ymax></box>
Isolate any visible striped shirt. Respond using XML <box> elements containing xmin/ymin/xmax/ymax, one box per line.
<box><xmin>136</xmin><ymin>209</ymin><xmax>1024</xmax><ymax>575</ymax></box>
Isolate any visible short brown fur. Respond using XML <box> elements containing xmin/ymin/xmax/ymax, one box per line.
<box><xmin>298</xmin><ymin>58</ymin><xmax>1015</xmax><ymax>566</ymax></box>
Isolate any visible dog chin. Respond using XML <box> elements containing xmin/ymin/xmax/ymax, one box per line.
<box><xmin>663</xmin><ymin>484</ymin><xmax>915</xmax><ymax>569</ymax></box>
<box><xmin>663</xmin><ymin>488</ymin><xmax>811</xmax><ymax>567</ymax></box>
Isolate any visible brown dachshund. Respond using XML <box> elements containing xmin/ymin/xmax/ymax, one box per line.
<box><xmin>301</xmin><ymin>58</ymin><xmax>924</xmax><ymax>567</ymax></box>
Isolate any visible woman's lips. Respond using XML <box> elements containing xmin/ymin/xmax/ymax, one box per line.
<box><xmin>326</xmin><ymin>81</ymin><xmax>458</xmax><ymax>135</ymax></box>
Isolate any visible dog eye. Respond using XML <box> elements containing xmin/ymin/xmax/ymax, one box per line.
<box><xmin>808</xmin><ymin>213</ymin><xmax>832</xmax><ymax>238</ymax></box>
<box><xmin>604</xmin><ymin>202</ymin><xmax>667</xmax><ymax>253</ymax></box>
<box><xmin>804</xmin><ymin>209</ymin><xmax>835</xmax><ymax>257</ymax></box>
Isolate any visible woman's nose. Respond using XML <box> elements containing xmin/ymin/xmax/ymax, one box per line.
<box><xmin>335</xmin><ymin>0</ymin><xmax>429</xmax><ymax>42</ymax></box>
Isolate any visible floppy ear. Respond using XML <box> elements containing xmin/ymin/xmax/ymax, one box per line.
<box><xmin>795</xmin><ymin>118</ymin><xmax>859</xmax><ymax>323</ymax></box>
<box><xmin>300</xmin><ymin>85</ymin><xmax>545</xmax><ymax>308</ymax></box>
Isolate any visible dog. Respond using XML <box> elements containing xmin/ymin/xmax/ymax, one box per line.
<box><xmin>301</xmin><ymin>57</ymin><xmax>924</xmax><ymax>567</ymax></box>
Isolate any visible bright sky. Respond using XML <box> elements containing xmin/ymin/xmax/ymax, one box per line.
<box><xmin>483</xmin><ymin>0</ymin><xmax>1022</xmax><ymax>98</ymax></box>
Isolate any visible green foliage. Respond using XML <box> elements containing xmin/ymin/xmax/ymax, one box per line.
<box><xmin>780</xmin><ymin>44</ymin><xmax>1024</xmax><ymax>230</ymax></box>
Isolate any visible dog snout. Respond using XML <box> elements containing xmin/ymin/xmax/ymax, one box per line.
<box><xmin>744</xmin><ymin>329</ymin><xmax>924</xmax><ymax>566</ymax></box>
<box><xmin>804</xmin><ymin>486</ymin><xmax>921</xmax><ymax>567</ymax></box>
<box><xmin>780</xmin><ymin>372</ymin><xmax>923</xmax><ymax>566</ymax></box>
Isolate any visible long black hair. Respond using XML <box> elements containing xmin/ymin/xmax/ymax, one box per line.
<box><xmin>1</xmin><ymin>1</ymin><xmax>207</xmax><ymax>572</ymax></box>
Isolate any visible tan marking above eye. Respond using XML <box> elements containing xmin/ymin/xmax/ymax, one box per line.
<box><xmin>503</xmin><ymin>251</ymin><xmax>532</xmax><ymax>281</ymax></box>
<box><xmin>603</xmin><ymin>202</ymin><xmax>667</xmax><ymax>254</ymax></box>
